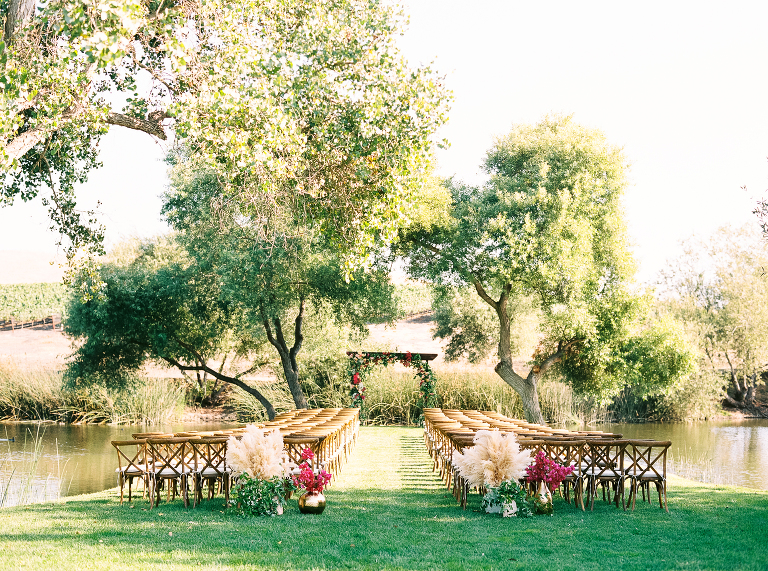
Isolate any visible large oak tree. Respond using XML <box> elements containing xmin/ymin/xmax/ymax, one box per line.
<box><xmin>400</xmin><ymin>117</ymin><xmax>693</xmax><ymax>423</ymax></box>
<box><xmin>65</xmin><ymin>163</ymin><xmax>399</xmax><ymax>419</ymax></box>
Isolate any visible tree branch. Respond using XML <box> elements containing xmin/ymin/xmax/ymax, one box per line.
<box><xmin>161</xmin><ymin>351</ymin><xmax>276</xmax><ymax>419</ymax></box>
<box><xmin>472</xmin><ymin>277</ymin><xmax>499</xmax><ymax>311</ymax></box>
<box><xmin>538</xmin><ymin>338</ymin><xmax>583</xmax><ymax>375</ymax></box>
<box><xmin>106</xmin><ymin>111</ymin><xmax>168</xmax><ymax>140</ymax></box>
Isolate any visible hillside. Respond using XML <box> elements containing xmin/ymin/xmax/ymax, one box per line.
<box><xmin>0</xmin><ymin>251</ymin><xmax>65</xmax><ymax>284</ymax></box>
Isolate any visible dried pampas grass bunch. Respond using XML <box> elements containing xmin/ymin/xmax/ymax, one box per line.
<box><xmin>452</xmin><ymin>430</ymin><xmax>532</xmax><ymax>489</ymax></box>
<box><xmin>226</xmin><ymin>425</ymin><xmax>289</xmax><ymax>479</ymax></box>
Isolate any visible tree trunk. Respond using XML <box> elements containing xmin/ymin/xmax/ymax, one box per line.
<box><xmin>723</xmin><ymin>371</ymin><xmax>758</xmax><ymax>409</ymax></box>
<box><xmin>473</xmin><ymin>279</ymin><xmax>547</xmax><ymax>424</ymax></box>
<box><xmin>495</xmin><ymin>359</ymin><xmax>546</xmax><ymax>424</ymax></box>
<box><xmin>262</xmin><ymin>300</ymin><xmax>308</xmax><ymax>410</ymax></box>
<box><xmin>4</xmin><ymin>0</ymin><xmax>35</xmax><ymax>43</ymax></box>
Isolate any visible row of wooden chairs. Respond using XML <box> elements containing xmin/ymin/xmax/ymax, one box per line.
<box><xmin>113</xmin><ymin>435</ymin><xmax>231</xmax><ymax>508</ymax></box>
<box><xmin>261</xmin><ymin>408</ymin><xmax>360</xmax><ymax>476</ymax></box>
<box><xmin>423</xmin><ymin>409</ymin><xmax>670</xmax><ymax>513</ymax></box>
<box><xmin>113</xmin><ymin>408</ymin><xmax>360</xmax><ymax>507</ymax></box>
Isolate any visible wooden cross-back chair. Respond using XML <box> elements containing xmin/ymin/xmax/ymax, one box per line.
<box><xmin>189</xmin><ymin>437</ymin><xmax>231</xmax><ymax>507</ymax></box>
<box><xmin>541</xmin><ymin>438</ymin><xmax>586</xmax><ymax>511</ymax></box>
<box><xmin>283</xmin><ymin>435</ymin><xmax>321</xmax><ymax>470</ymax></box>
<box><xmin>583</xmin><ymin>439</ymin><xmax>628</xmax><ymax>511</ymax></box>
<box><xmin>112</xmin><ymin>439</ymin><xmax>149</xmax><ymax>505</ymax></box>
<box><xmin>147</xmin><ymin>437</ymin><xmax>194</xmax><ymax>509</ymax></box>
<box><xmin>624</xmin><ymin>440</ymin><xmax>671</xmax><ymax>513</ymax></box>
<box><xmin>448</xmin><ymin>433</ymin><xmax>476</xmax><ymax>509</ymax></box>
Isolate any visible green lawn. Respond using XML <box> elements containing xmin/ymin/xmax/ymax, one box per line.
<box><xmin>0</xmin><ymin>427</ymin><xmax>764</xmax><ymax>570</ymax></box>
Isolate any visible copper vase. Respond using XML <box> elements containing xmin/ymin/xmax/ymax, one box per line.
<box><xmin>298</xmin><ymin>491</ymin><xmax>326</xmax><ymax>514</ymax></box>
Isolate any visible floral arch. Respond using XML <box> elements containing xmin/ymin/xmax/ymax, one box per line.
<box><xmin>346</xmin><ymin>351</ymin><xmax>438</xmax><ymax>419</ymax></box>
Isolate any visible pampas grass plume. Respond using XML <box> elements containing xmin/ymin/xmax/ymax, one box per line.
<box><xmin>226</xmin><ymin>425</ymin><xmax>288</xmax><ymax>479</ymax></box>
<box><xmin>453</xmin><ymin>430</ymin><xmax>532</xmax><ymax>488</ymax></box>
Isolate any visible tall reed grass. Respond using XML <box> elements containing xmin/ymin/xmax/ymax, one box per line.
<box><xmin>362</xmin><ymin>368</ymin><xmax>611</xmax><ymax>426</ymax></box>
<box><xmin>0</xmin><ymin>363</ymin><xmax>185</xmax><ymax>424</ymax></box>
<box><xmin>0</xmin><ymin>426</ymin><xmax>68</xmax><ymax>508</ymax></box>
<box><xmin>231</xmin><ymin>365</ymin><xmax>612</xmax><ymax>427</ymax></box>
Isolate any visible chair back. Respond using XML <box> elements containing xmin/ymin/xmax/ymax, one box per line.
<box><xmin>542</xmin><ymin>438</ymin><xmax>585</xmax><ymax>479</ymax></box>
<box><xmin>583</xmin><ymin>439</ymin><xmax>628</xmax><ymax>478</ymax></box>
<box><xmin>625</xmin><ymin>440</ymin><xmax>671</xmax><ymax>481</ymax></box>
<box><xmin>112</xmin><ymin>439</ymin><xmax>147</xmax><ymax>474</ymax></box>
<box><xmin>189</xmin><ymin>437</ymin><xmax>229</xmax><ymax>476</ymax></box>
<box><xmin>147</xmin><ymin>437</ymin><xmax>192</xmax><ymax>479</ymax></box>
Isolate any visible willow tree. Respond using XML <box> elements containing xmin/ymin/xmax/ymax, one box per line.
<box><xmin>401</xmin><ymin>117</ymin><xmax>693</xmax><ymax>423</ymax></box>
<box><xmin>1</xmin><ymin>0</ymin><xmax>448</xmax><ymax>268</ymax></box>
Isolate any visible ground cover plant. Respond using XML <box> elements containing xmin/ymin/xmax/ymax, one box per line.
<box><xmin>0</xmin><ymin>427</ymin><xmax>764</xmax><ymax>571</ymax></box>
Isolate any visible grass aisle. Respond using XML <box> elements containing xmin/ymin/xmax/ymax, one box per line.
<box><xmin>0</xmin><ymin>426</ymin><xmax>765</xmax><ymax>570</ymax></box>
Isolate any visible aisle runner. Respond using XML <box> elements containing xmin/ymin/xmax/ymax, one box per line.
<box><xmin>331</xmin><ymin>427</ymin><xmax>444</xmax><ymax>491</ymax></box>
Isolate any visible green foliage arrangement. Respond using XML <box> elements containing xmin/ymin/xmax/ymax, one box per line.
<box><xmin>231</xmin><ymin>474</ymin><xmax>290</xmax><ymax>517</ymax></box>
<box><xmin>482</xmin><ymin>480</ymin><xmax>533</xmax><ymax>518</ymax></box>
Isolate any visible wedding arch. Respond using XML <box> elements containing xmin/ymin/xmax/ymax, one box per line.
<box><xmin>346</xmin><ymin>351</ymin><xmax>438</xmax><ymax>419</ymax></box>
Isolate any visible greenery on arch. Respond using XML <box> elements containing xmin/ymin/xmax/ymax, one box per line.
<box><xmin>347</xmin><ymin>351</ymin><xmax>437</xmax><ymax>419</ymax></box>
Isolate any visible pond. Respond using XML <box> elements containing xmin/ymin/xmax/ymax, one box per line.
<box><xmin>1</xmin><ymin>418</ymin><xmax>766</xmax><ymax>507</ymax></box>
<box><xmin>594</xmin><ymin>419</ymin><xmax>768</xmax><ymax>490</ymax></box>
<box><xmin>0</xmin><ymin>421</ymin><xmax>238</xmax><ymax>508</ymax></box>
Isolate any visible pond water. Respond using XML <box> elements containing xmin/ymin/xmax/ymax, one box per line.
<box><xmin>593</xmin><ymin>419</ymin><xmax>768</xmax><ymax>490</ymax></box>
<box><xmin>0</xmin><ymin>422</ymin><xmax>238</xmax><ymax>508</ymax></box>
<box><xmin>1</xmin><ymin>418</ymin><xmax>766</xmax><ymax>507</ymax></box>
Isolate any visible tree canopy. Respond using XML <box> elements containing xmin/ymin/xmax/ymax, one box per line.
<box><xmin>659</xmin><ymin>225</ymin><xmax>768</xmax><ymax>409</ymax></box>
<box><xmin>1</xmin><ymin>0</ymin><xmax>449</xmax><ymax>267</ymax></box>
<box><xmin>400</xmin><ymin>116</ymin><xmax>694</xmax><ymax>423</ymax></box>
<box><xmin>66</xmin><ymin>161</ymin><xmax>400</xmax><ymax>419</ymax></box>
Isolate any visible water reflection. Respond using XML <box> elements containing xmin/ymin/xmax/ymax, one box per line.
<box><xmin>0</xmin><ymin>422</ymin><xmax>238</xmax><ymax>507</ymax></box>
<box><xmin>594</xmin><ymin>419</ymin><xmax>768</xmax><ymax>490</ymax></box>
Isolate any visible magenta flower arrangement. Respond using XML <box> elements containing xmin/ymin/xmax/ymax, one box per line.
<box><xmin>292</xmin><ymin>448</ymin><xmax>332</xmax><ymax>493</ymax></box>
<box><xmin>524</xmin><ymin>450</ymin><xmax>575</xmax><ymax>490</ymax></box>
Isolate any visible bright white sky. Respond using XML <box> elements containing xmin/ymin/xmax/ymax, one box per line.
<box><xmin>1</xmin><ymin>0</ymin><xmax>766</xmax><ymax>284</ymax></box>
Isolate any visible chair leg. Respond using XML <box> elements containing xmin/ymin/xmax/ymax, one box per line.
<box><xmin>182</xmin><ymin>476</ymin><xmax>189</xmax><ymax>508</ymax></box>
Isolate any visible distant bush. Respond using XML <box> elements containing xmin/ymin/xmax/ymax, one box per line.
<box><xmin>609</xmin><ymin>367</ymin><xmax>724</xmax><ymax>422</ymax></box>
<box><xmin>0</xmin><ymin>283</ymin><xmax>66</xmax><ymax>321</ymax></box>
